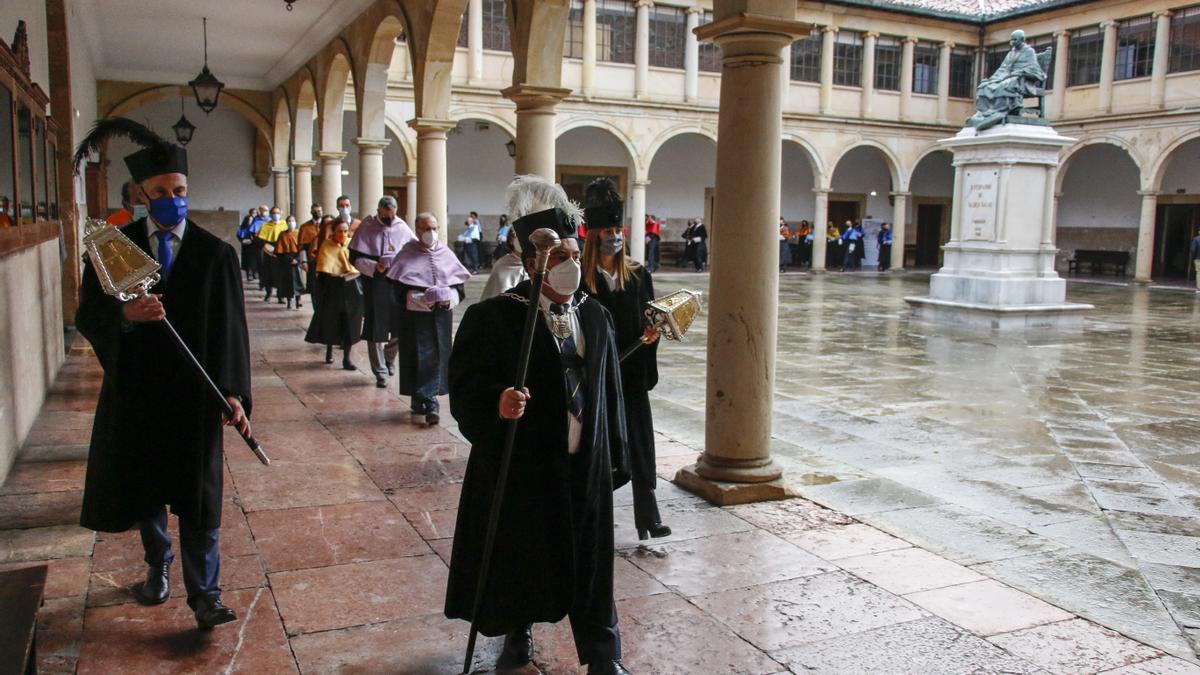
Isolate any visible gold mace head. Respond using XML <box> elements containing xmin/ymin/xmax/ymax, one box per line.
<box><xmin>82</xmin><ymin>218</ymin><xmax>161</xmax><ymax>301</ymax></box>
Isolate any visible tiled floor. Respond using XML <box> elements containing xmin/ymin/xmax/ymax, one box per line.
<box><xmin>1</xmin><ymin>273</ymin><xmax>1197</xmax><ymax>674</ymax></box>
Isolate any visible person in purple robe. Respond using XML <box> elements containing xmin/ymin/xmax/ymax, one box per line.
<box><xmin>348</xmin><ymin>196</ymin><xmax>415</xmax><ymax>387</ymax></box>
<box><xmin>387</xmin><ymin>212</ymin><xmax>471</xmax><ymax>426</ymax></box>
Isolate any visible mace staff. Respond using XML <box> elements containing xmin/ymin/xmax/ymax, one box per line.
<box><xmin>82</xmin><ymin>219</ymin><xmax>270</xmax><ymax>466</ymax></box>
<box><xmin>461</xmin><ymin>227</ymin><xmax>561</xmax><ymax>674</ymax></box>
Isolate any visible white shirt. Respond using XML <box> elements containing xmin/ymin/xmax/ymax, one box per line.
<box><xmin>598</xmin><ymin>267</ymin><xmax>618</xmax><ymax>291</ymax></box>
<box><xmin>538</xmin><ymin>293</ymin><xmax>586</xmax><ymax>454</ymax></box>
<box><xmin>147</xmin><ymin>219</ymin><xmax>186</xmax><ymax>263</ymax></box>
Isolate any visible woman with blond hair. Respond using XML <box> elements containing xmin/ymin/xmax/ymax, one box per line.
<box><xmin>581</xmin><ymin>178</ymin><xmax>671</xmax><ymax>541</ymax></box>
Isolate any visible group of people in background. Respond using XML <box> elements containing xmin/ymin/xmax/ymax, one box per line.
<box><xmin>776</xmin><ymin>217</ymin><xmax>894</xmax><ymax>273</ymax></box>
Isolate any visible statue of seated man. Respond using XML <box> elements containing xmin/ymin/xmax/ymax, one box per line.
<box><xmin>968</xmin><ymin>30</ymin><xmax>1048</xmax><ymax>129</ymax></box>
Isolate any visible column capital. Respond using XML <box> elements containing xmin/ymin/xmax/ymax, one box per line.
<box><xmin>316</xmin><ymin>150</ymin><xmax>348</xmax><ymax>161</ymax></box>
<box><xmin>1137</xmin><ymin>190</ymin><xmax>1158</xmax><ymax>198</ymax></box>
<box><xmin>1100</xmin><ymin>20</ymin><xmax>1117</xmax><ymax>30</ymax></box>
<box><xmin>354</xmin><ymin>137</ymin><xmax>391</xmax><ymax>152</ymax></box>
<box><xmin>813</xmin><ymin>187</ymin><xmax>831</xmax><ymax>195</ymax></box>
<box><xmin>1054</xmin><ymin>30</ymin><xmax>1071</xmax><ymax>39</ymax></box>
<box><xmin>635</xmin><ymin>0</ymin><xmax>653</xmax><ymax>9</ymax></box>
<box><xmin>940</xmin><ymin>41</ymin><xmax>955</xmax><ymax>49</ymax></box>
<box><xmin>271</xmin><ymin>166</ymin><xmax>290</xmax><ymax>176</ymax></box>
<box><xmin>404</xmin><ymin>172</ymin><xmax>417</xmax><ymax>180</ymax></box>
<box><xmin>820</xmin><ymin>25</ymin><xmax>838</xmax><ymax>34</ymax></box>
<box><xmin>864</xmin><ymin>31</ymin><xmax>880</xmax><ymax>40</ymax></box>
<box><xmin>407</xmin><ymin>118</ymin><xmax>458</xmax><ymax>136</ymax></box>
<box><xmin>501</xmin><ymin>84</ymin><xmax>572</xmax><ymax>111</ymax></box>
<box><xmin>1152</xmin><ymin>9</ymin><xmax>1173</xmax><ymax>19</ymax></box>
<box><xmin>290</xmin><ymin>160</ymin><xmax>316</xmax><ymax>170</ymax></box>
<box><xmin>902</xmin><ymin>36</ymin><xmax>919</xmax><ymax>44</ymax></box>
<box><xmin>685</xmin><ymin>6</ymin><xmax>702</xmax><ymax>15</ymax></box>
<box><xmin>696</xmin><ymin>15</ymin><xmax>813</xmax><ymax>45</ymax></box>
<box><xmin>890</xmin><ymin>191</ymin><xmax>911</xmax><ymax>198</ymax></box>
<box><xmin>632</xmin><ymin>179</ymin><xmax>651</xmax><ymax>188</ymax></box>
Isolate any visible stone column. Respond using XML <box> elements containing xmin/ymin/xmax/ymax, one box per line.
<box><xmin>899</xmin><ymin>37</ymin><xmax>916</xmax><ymax>121</ymax></box>
<box><xmin>675</xmin><ymin>14</ymin><xmax>805</xmax><ymax>505</ymax></box>
<box><xmin>409</xmin><ymin>119</ymin><xmax>456</xmax><ymax>243</ymax></box>
<box><xmin>819</xmin><ymin>26</ymin><xmax>836</xmax><ymax>115</ymax></box>
<box><xmin>291</xmin><ymin>160</ymin><xmax>315</xmax><ymax>219</ymax></box>
<box><xmin>780</xmin><ymin>42</ymin><xmax>792</xmax><ymax>111</ymax></box>
<box><xmin>684</xmin><ymin>8</ymin><xmax>701</xmax><ymax>102</ymax></box>
<box><xmin>937</xmin><ymin>42</ymin><xmax>952</xmax><ymax>124</ymax></box>
<box><xmin>812</xmin><ymin>188</ymin><xmax>829</xmax><ymax>271</ymax></box>
<box><xmin>468</xmin><ymin>0</ymin><xmax>483</xmax><ymax>84</ymax></box>
<box><xmin>1099</xmin><ymin>21</ymin><xmax>1117</xmax><ymax>113</ymax></box>
<box><xmin>635</xmin><ymin>0</ymin><xmax>652</xmax><ymax>98</ymax></box>
<box><xmin>1049</xmin><ymin>31</ymin><xmax>1070</xmax><ymax>120</ymax></box>
<box><xmin>317</xmin><ymin>150</ymin><xmax>347</xmax><ymax>212</ymax></box>
<box><xmin>405</xmin><ymin>173</ymin><xmax>418</xmax><ymax>224</ymax></box>
<box><xmin>861</xmin><ymin>32</ymin><xmax>878</xmax><ymax>117</ymax></box>
<box><xmin>890</xmin><ymin>191</ymin><xmax>909</xmax><ymax>270</ymax></box>
<box><xmin>1134</xmin><ymin>191</ymin><xmax>1157</xmax><ymax>283</ymax></box>
<box><xmin>355</xmin><ymin>137</ymin><xmax>390</xmax><ymax>217</ymax></box>
<box><xmin>502</xmin><ymin>85</ymin><xmax>570</xmax><ymax>179</ymax></box>
<box><xmin>1150</xmin><ymin>11</ymin><xmax>1172</xmax><ymax>108</ymax></box>
<box><xmin>582</xmin><ymin>0</ymin><xmax>597</xmax><ymax>96</ymax></box>
<box><xmin>272</xmin><ymin>167</ymin><xmax>290</xmax><ymax>215</ymax></box>
<box><xmin>629</xmin><ymin>180</ymin><xmax>648</xmax><ymax>263</ymax></box>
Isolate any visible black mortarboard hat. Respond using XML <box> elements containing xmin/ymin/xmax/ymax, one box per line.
<box><xmin>514</xmin><ymin>208</ymin><xmax>576</xmax><ymax>259</ymax></box>
<box><xmin>72</xmin><ymin>117</ymin><xmax>188</xmax><ymax>181</ymax></box>
<box><xmin>583</xmin><ymin>177</ymin><xmax>623</xmax><ymax>228</ymax></box>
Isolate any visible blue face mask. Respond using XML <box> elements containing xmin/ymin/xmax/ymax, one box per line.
<box><xmin>148</xmin><ymin>195</ymin><xmax>188</xmax><ymax>228</ymax></box>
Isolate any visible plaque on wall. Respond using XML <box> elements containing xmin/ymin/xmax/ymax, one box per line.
<box><xmin>962</xmin><ymin>168</ymin><xmax>999</xmax><ymax>241</ymax></box>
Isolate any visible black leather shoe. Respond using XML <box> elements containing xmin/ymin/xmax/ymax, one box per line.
<box><xmin>496</xmin><ymin>626</ymin><xmax>533</xmax><ymax>668</ymax></box>
<box><xmin>386</xmin><ymin>364</ymin><xmax>394</xmax><ymax>376</ymax></box>
<box><xmin>426</xmin><ymin>412</ymin><xmax>440</xmax><ymax>426</ymax></box>
<box><xmin>132</xmin><ymin>561</ymin><xmax>170</xmax><ymax>605</ymax></box>
<box><xmin>325</xmin><ymin>346</ymin><xmax>334</xmax><ymax>364</ymax></box>
<box><xmin>343</xmin><ymin>358</ymin><xmax>356</xmax><ymax>371</ymax></box>
<box><xmin>375</xmin><ymin>376</ymin><xmax>387</xmax><ymax>388</ymax></box>
<box><xmin>193</xmin><ymin>596</ymin><xmax>237</xmax><ymax>630</ymax></box>
<box><xmin>636</xmin><ymin>522</ymin><xmax>672</xmax><ymax>541</ymax></box>
<box><xmin>587</xmin><ymin>660</ymin><xmax>630</xmax><ymax>675</ymax></box>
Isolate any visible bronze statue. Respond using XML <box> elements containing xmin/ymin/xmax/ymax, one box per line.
<box><xmin>968</xmin><ymin>30</ymin><xmax>1052</xmax><ymax>130</ymax></box>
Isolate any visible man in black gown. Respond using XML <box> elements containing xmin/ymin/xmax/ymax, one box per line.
<box><xmin>445</xmin><ymin>188</ymin><xmax>631</xmax><ymax>675</ymax></box>
<box><xmin>74</xmin><ymin>118</ymin><xmax>252</xmax><ymax>630</ymax></box>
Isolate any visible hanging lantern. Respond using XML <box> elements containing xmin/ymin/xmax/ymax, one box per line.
<box><xmin>284</xmin><ymin>0</ymin><xmax>298</xmax><ymax>9</ymax></box>
<box><xmin>172</xmin><ymin>96</ymin><xmax>196</xmax><ymax>146</ymax></box>
<box><xmin>505</xmin><ymin>139</ymin><xmax>517</xmax><ymax>158</ymax></box>
<box><xmin>188</xmin><ymin>18</ymin><xmax>225</xmax><ymax>114</ymax></box>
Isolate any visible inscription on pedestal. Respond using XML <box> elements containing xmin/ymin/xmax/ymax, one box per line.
<box><xmin>962</xmin><ymin>168</ymin><xmax>999</xmax><ymax>241</ymax></box>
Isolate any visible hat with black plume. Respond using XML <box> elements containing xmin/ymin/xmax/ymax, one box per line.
<box><xmin>505</xmin><ymin>175</ymin><xmax>582</xmax><ymax>259</ymax></box>
<box><xmin>72</xmin><ymin>117</ymin><xmax>188</xmax><ymax>182</ymax></box>
<box><xmin>583</xmin><ymin>177</ymin><xmax>623</xmax><ymax>229</ymax></box>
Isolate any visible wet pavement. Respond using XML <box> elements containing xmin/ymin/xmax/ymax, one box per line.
<box><xmin>647</xmin><ymin>270</ymin><xmax>1200</xmax><ymax>662</ymax></box>
<box><xmin>0</xmin><ymin>271</ymin><xmax>1196</xmax><ymax>673</ymax></box>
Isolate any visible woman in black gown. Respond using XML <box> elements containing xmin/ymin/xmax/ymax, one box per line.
<box><xmin>304</xmin><ymin>220</ymin><xmax>365</xmax><ymax>369</ymax></box>
<box><xmin>581</xmin><ymin>178</ymin><xmax>671</xmax><ymax>540</ymax></box>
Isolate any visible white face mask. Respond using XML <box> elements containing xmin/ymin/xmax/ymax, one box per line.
<box><xmin>272</xmin><ymin>213</ymin><xmax>282</xmax><ymax>222</ymax></box>
<box><xmin>546</xmin><ymin>258</ymin><xmax>581</xmax><ymax>296</ymax></box>
<box><xmin>420</xmin><ymin>229</ymin><xmax>438</xmax><ymax>247</ymax></box>
<box><xmin>287</xmin><ymin>220</ymin><xmax>298</xmax><ymax>230</ymax></box>
<box><xmin>338</xmin><ymin>207</ymin><xmax>351</xmax><ymax>219</ymax></box>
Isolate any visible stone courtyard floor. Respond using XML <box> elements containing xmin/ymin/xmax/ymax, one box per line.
<box><xmin>0</xmin><ymin>271</ymin><xmax>1197</xmax><ymax>674</ymax></box>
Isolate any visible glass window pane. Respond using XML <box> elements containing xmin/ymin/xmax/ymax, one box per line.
<box><xmin>1170</xmin><ymin>6</ymin><xmax>1200</xmax><ymax>73</ymax></box>
<box><xmin>912</xmin><ymin>42</ymin><xmax>939</xmax><ymax>95</ymax></box>
<box><xmin>1028</xmin><ymin>34</ymin><xmax>1056</xmax><ymax>89</ymax></box>
<box><xmin>648</xmin><ymin>5</ymin><xmax>686</xmax><ymax>69</ymax></box>
<box><xmin>875</xmin><ymin>36</ymin><xmax>901</xmax><ymax>91</ymax></box>
<box><xmin>17</xmin><ymin>102</ymin><xmax>34</xmax><ymax>225</ymax></box>
<box><xmin>833</xmin><ymin>31</ymin><xmax>863</xmax><ymax>87</ymax></box>
<box><xmin>458</xmin><ymin>9</ymin><xmax>468</xmax><ymax>48</ymax></box>
<box><xmin>564</xmin><ymin>0</ymin><xmax>584</xmax><ymax>58</ymax></box>
<box><xmin>482</xmin><ymin>0</ymin><xmax>511</xmax><ymax>51</ymax></box>
<box><xmin>1115</xmin><ymin>16</ymin><xmax>1155</xmax><ymax>80</ymax></box>
<box><xmin>949</xmin><ymin>48</ymin><xmax>976</xmax><ymax>98</ymax></box>
<box><xmin>1068</xmin><ymin>26</ymin><xmax>1103</xmax><ymax>86</ymax></box>
<box><xmin>699</xmin><ymin>10</ymin><xmax>721</xmax><ymax>73</ymax></box>
<box><xmin>0</xmin><ymin>84</ymin><xmax>13</xmax><ymax>228</ymax></box>
<box><xmin>790</xmin><ymin>28</ymin><xmax>821</xmax><ymax>82</ymax></box>
<box><xmin>597</xmin><ymin>0</ymin><xmax>635</xmax><ymax>64</ymax></box>
<box><xmin>34</xmin><ymin>117</ymin><xmax>46</xmax><ymax>221</ymax></box>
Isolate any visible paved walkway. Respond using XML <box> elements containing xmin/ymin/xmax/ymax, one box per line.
<box><xmin>0</xmin><ymin>275</ymin><xmax>1196</xmax><ymax>674</ymax></box>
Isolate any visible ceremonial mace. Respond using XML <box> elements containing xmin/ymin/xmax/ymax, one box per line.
<box><xmin>82</xmin><ymin>219</ymin><xmax>271</xmax><ymax>466</ymax></box>
<box><xmin>461</xmin><ymin>227</ymin><xmax>561</xmax><ymax>674</ymax></box>
<box><xmin>619</xmin><ymin>289</ymin><xmax>704</xmax><ymax>363</ymax></box>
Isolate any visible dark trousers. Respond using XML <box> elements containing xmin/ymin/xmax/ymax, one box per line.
<box><xmin>646</xmin><ymin>237</ymin><xmax>660</xmax><ymax>272</ymax></box>
<box><xmin>139</xmin><ymin>507</ymin><xmax>221</xmax><ymax>607</ymax></box>
<box><xmin>464</xmin><ymin>241</ymin><xmax>481</xmax><ymax>271</ymax></box>
<box><xmin>879</xmin><ymin>243</ymin><xmax>892</xmax><ymax>270</ymax></box>
<box><xmin>513</xmin><ymin>608</ymin><xmax>621</xmax><ymax>668</ymax></box>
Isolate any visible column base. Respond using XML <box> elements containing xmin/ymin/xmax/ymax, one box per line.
<box><xmin>808</xmin><ymin>267</ymin><xmax>826</xmax><ymax>274</ymax></box>
<box><xmin>674</xmin><ymin>463</ymin><xmax>794</xmax><ymax>506</ymax></box>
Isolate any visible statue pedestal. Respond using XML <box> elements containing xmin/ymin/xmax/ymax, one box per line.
<box><xmin>906</xmin><ymin>124</ymin><xmax>1093</xmax><ymax>329</ymax></box>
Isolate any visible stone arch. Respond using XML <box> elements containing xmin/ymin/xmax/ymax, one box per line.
<box><xmin>358</xmin><ymin>14</ymin><xmax>407</xmax><ymax>140</ymax></box>
<box><xmin>905</xmin><ymin>144</ymin><xmax>953</xmax><ymax>190</ymax></box>
<box><xmin>1057</xmin><ymin>135</ymin><xmax>1144</xmax><ymax>193</ymax></box>
<box><xmin>646</xmin><ymin>131</ymin><xmax>718</xmax><ymax>228</ymax></box>
<box><xmin>781</xmin><ymin>133</ymin><xmax>827</xmax><ymax>187</ymax></box>
<box><xmin>1147</xmin><ymin>129</ymin><xmax>1200</xmax><ymax>193</ymax></box>
<box><xmin>272</xmin><ymin>95</ymin><xmax>292</xmax><ymax>168</ymax></box>
<box><xmin>555</xmin><ymin>117</ymin><xmax>641</xmax><ymax>177</ymax></box>
<box><xmin>106</xmin><ymin>85</ymin><xmax>273</xmax><ymax>155</ymax></box>
<box><xmin>319</xmin><ymin>45</ymin><xmax>356</xmax><ymax>153</ymax></box>
<box><xmin>830</xmin><ymin>140</ymin><xmax>903</xmax><ymax>192</ymax></box>
<box><xmin>293</xmin><ymin>71</ymin><xmax>319</xmax><ymax>163</ymax></box>
<box><xmin>383</xmin><ymin>115</ymin><xmax>419</xmax><ymax>174</ymax></box>
<box><xmin>448</xmin><ymin>108</ymin><xmax>517</xmax><ymax>141</ymax></box>
<box><xmin>642</xmin><ymin>124</ymin><xmax>718</xmax><ymax>175</ymax></box>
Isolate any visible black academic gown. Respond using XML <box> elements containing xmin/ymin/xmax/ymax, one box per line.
<box><xmin>391</xmin><ymin>280</ymin><xmax>465</xmax><ymax>398</ymax></box>
<box><xmin>591</xmin><ymin>265</ymin><xmax>658</xmax><ymax>491</ymax></box>
<box><xmin>76</xmin><ymin>219</ymin><xmax>252</xmax><ymax>533</ymax></box>
<box><xmin>349</xmin><ymin>251</ymin><xmax>397</xmax><ymax>343</ymax></box>
<box><xmin>445</xmin><ymin>282</ymin><xmax>630</xmax><ymax>640</ymax></box>
<box><xmin>305</xmin><ymin>274</ymin><xmax>365</xmax><ymax>347</ymax></box>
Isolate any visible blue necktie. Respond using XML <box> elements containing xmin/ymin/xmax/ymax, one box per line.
<box><xmin>551</xmin><ymin>303</ymin><xmax>586</xmax><ymax>421</ymax></box>
<box><xmin>157</xmin><ymin>230</ymin><xmax>174</xmax><ymax>278</ymax></box>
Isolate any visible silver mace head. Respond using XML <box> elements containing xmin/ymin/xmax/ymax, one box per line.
<box><xmin>529</xmin><ymin>228</ymin><xmax>562</xmax><ymax>275</ymax></box>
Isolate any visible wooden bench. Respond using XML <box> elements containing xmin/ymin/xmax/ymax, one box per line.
<box><xmin>0</xmin><ymin>565</ymin><xmax>47</xmax><ymax>675</ymax></box>
<box><xmin>1068</xmin><ymin>249</ymin><xmax>1130</xmax><ymax>277</ymax></box>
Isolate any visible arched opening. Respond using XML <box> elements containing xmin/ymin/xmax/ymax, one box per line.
<box><xmin>829</xmin><ymin>145</ymin><xmax>899</xmax><ymax>270</ymax></box>
<box><xmin>1152</xmin><ymin>137</ymin><xmax>1200</xmax><ymax>282</ymax></box>
<box><xmin>320</xmin><ymin>51</ymin><xmax>354</xmax><ymax>153</ymax></box>
<box><xmin>908</xmin><ymin>150</ymin><xmax>954</xmax><ymax>268</ymax></box>
<box><xmin>105</xmin><ymin>97</ymin><xmax>271</xmax><ymax>232</ymax></box>
<box><xmin>1056</xmin><ymin>143</ymin><xmax>1141</xmax><ymax>278</ymax></box>
<box><xmin>360</xmin><ymin>17</ymin><xmax>405</xmax><ymax>140</ymax></box>
<box><xmin>272</xmin><ymin>97</ymin><xmax>292</xmax><ymax>169</ymax></box>
<box><xmin>382</xmin><ymin>124</ymin><xmax>412</xmax><ymax>222</ymax></box>
<box><xmin>555</xmin><ymin>124</ymin><xmax>637</xmax><ymax>217</ymax></box>
<box><xmin>294</xmin><ymin>77</ymin><xmax>318</xmax><ymax>164</ymax></box>
<box><xmin>781</xmin><ymin>140</ymin><xmax>819</xmax><ymax>269</ymax></box>
<box><xmin>647</xmin><ymin>132</ymin><xmax>716</xmax><ymax>267</ymax></box>
<box><xmin>447</xmin><ymin>118</ymin><xmax>514</xmax><ymax>253</ymax></box>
